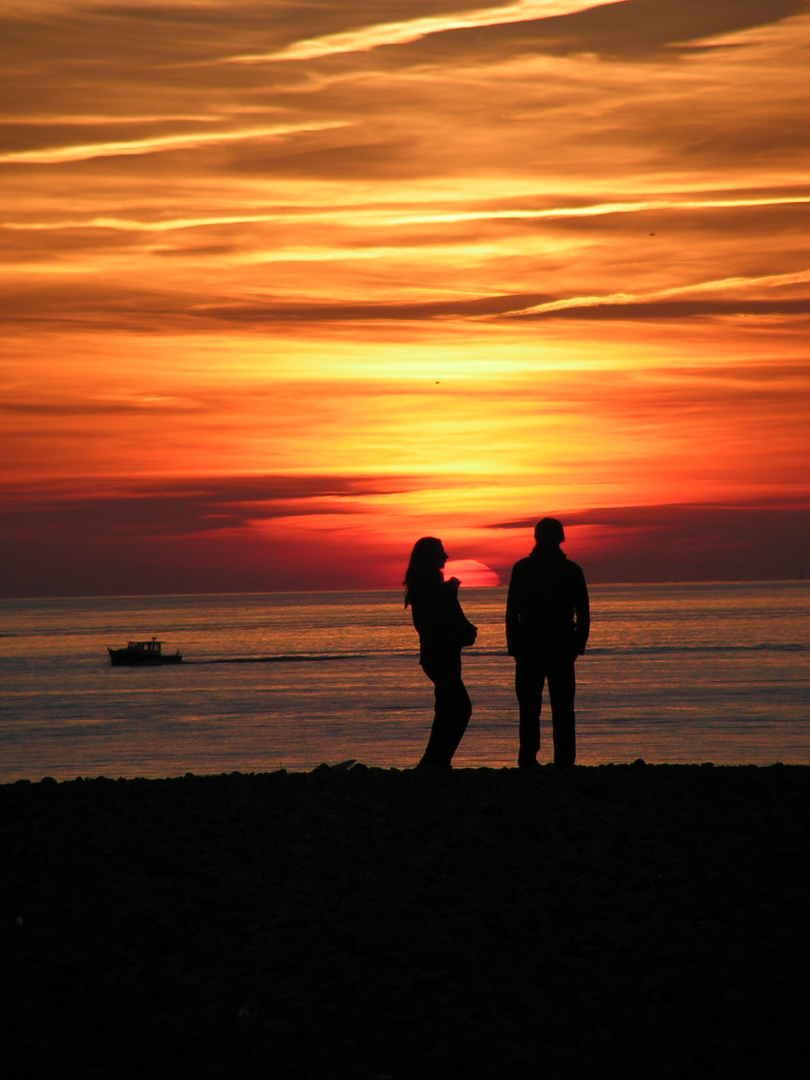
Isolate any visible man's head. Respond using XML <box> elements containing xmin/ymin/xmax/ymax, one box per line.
<box><xmin>534</xmin><ymin>517</ymin><xmax>565</xmax><ymax>547</ymax></box>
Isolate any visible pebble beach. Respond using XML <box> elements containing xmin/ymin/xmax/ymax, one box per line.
<box><xmin>4</xmin><ymin>763</ymin><xmax>810</xmax><ymax>1078</ymax></box>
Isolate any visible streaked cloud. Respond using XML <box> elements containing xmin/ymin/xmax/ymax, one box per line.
<box><xmin>7</xmin><ymin>193</ymin><xmax>809</xmax><ymax>233</ymax></box>
<box><xmin>231</xmin><ymin>2</ymin><xmax>606</xmax><ymax>62</ymax></box>
<box><xmin>0</xmin><ymin>122</ymin><xmax>347</xmax><ymax>165</ymax></box>
<box><xmin>499</xmin><ymin>268</ymin><xmax>810</xmax><ymax>319</ymax></box>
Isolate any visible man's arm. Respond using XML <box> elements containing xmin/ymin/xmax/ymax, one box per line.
<box><xmin>574</xmin><ymin>568</ymin><xmax>590</xmax><ymax>655</ymax></box>
<box><xmin>505</xmin><ymin>562</ymin><xmax>523</xmax><ymax>656</ymax></box>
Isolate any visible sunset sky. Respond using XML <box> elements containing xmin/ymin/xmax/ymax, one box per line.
<box><xmin>2</xmin><ymin>0</ymin><xmax>809</xmax><ymax>595</ymax></box>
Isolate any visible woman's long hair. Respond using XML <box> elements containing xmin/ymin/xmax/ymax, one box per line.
<box><xmin>404</xmin><ymin>536</ymin><xmax>445</xmax><ymax>607</ymax></box>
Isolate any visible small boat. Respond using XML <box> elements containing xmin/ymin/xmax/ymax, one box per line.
<box><xmin>108</xmin><ymin>637</ymin><xmax>183</xmax><ymax>665</ymax></box>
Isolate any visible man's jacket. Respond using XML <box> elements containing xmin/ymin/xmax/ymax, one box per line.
<box><xmin>506</xmin><ymin>546</ymin><xmax>590</xmax><ymax>658</ymax></box>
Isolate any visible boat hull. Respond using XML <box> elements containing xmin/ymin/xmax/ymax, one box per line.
<box><xmin>108</xmin><ymin>648</ymin><xmax>183</xmax><ymax>666</ymax></box>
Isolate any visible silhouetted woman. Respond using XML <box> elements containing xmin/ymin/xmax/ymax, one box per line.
<box><xmin>404</xmin><ymin>537</ymin><xmax>477</xmax><ymax>769</ymax></box>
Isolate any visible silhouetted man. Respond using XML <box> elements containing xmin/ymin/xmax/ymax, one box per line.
<box><xmin>506</xmin><ymin>518</ymin><xmax>590</xmax><ymax>767</ymax></box>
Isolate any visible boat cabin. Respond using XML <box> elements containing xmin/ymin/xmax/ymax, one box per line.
<box><xmin>126</xmin><ymin>639</ymin><xmax>164</xmax><ymax>654</ymax></box>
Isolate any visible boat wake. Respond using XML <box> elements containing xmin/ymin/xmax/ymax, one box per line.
<box><xmin>188</xmin><ymin>653</ymin><xmax>366</xmax><ymax>664</ymax></box>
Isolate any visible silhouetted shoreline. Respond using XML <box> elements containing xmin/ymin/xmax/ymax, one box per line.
<box><xmin>4</xmin><ymin>764</ymin><xmax>809</xmax><ymax>1078</ymax></box>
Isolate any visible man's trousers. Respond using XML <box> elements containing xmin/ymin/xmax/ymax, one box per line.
<box><xmin>514</xmin><ymin>653</ymin><xmax>576</xmax><ymax>767</ymax></box>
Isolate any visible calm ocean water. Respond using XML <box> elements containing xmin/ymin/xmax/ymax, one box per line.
<box><xmin>1</xmin><ymin>583</ymin><xmax>809</xmax><ymax>781</ymax></box>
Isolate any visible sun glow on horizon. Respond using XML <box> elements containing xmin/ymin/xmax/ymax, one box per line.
<box><xmin>444</xmin><ymin>559</ymin><xmax>502</xmax><ymax>588</ymax></box>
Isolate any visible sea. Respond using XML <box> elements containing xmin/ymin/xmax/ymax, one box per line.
<box><xmin>1</xmin><ymin>583</ymin><xmax>809</xmax><ymax>782</ymax></box>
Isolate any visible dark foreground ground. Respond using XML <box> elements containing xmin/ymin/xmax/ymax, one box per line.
<box><xmin>3</xmin><ymin>763</ymin><xmax>809</xmax><ymax>1079</ymax></box>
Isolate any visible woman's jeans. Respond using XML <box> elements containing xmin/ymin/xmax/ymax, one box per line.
<box><xmin>419</xmin><ymin>651</ymin><xmax>472</xmax><ymax>767</ymax></box>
